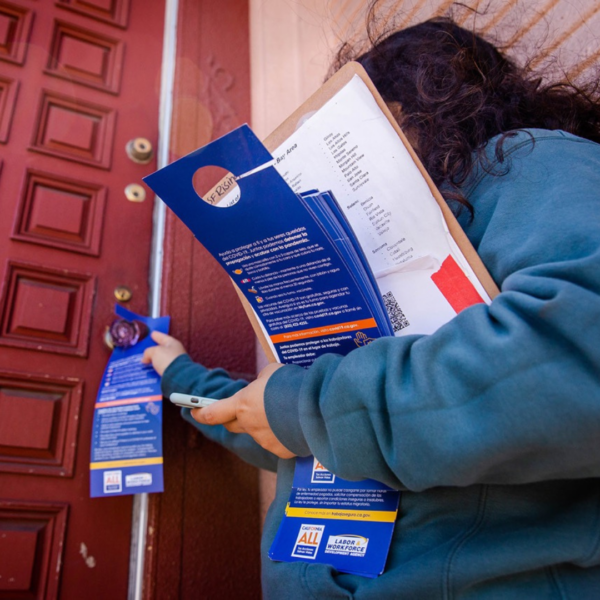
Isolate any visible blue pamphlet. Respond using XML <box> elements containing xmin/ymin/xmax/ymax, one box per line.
<box><xmin>269</xmin><ymin>457</ymin><xmax>400</xmax><ymax>577</ymax></box>
<box><xmin>144</xmin><ymin>125</ymin><xmax>393</xmax><ymax>366</ymax></box>
<box><xmin>90</xmin><ymin>305</ymin><xmax>169</xmax><ymax>498</ymax></box>
<box><xmin>144</xmin><ymin>125</ymin><xmax>399</xmax><ymax>576</ymax></box>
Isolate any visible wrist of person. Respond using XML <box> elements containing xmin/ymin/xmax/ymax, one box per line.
<box><xmin>264</xmin><ymin>364</ymin><xmax>312</xmax><ymax>457</ymax></box>
<box><xmin>161</xmin><ymin>354</ymin><xmax>207</xmax><ymax>398</ymax></box>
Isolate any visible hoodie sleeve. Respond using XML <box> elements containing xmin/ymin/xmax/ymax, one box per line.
<box><xmin>264</xmin><ymin>132</ymin><xmax>600</xmax><ymax>491</ymax></box>
<box><xmin>162</xmin><ymin>354</ymin><xmax>279</xmax><ymax>472</ymax></box>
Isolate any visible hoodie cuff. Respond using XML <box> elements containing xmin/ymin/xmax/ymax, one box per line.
<box><xmin>161</xmin><ymin>354</ymin><xmax>208</xmax><ymax>398</ymax></box>
<box><xmin>264</xmin><ymin>364</ymin><xmax>311</xmax><ymax>457</ymax></box>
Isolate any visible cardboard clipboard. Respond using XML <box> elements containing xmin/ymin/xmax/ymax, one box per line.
<box><xmin>233</xmin><ymin>61</ymin><xmax>500</xmax><ymax>363</ymax></box>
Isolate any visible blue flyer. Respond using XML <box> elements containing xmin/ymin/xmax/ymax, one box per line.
<box><xmin>90</xmin><ymin>305</ymin><xmax>170</xmax><ymax>498</ymax></box>
<box><xmin>143</xmin><ymin>125</ymin><xmax>392</xmax><ymax>367</ymax></box>
<box><xmin>143</xmin><ymin>125</ymin><xmax>400</xmax><ymax>576</ymax></box>
<box><xmin>269</xmin><ymin>457</ymin><xmax>400</xmax><ymax>577</ymax></box>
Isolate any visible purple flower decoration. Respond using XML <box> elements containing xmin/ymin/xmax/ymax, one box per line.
<box><xmin>109</xmin><ymin>318</ymin><xmax>149</xmax><ymax>349</ymax></box>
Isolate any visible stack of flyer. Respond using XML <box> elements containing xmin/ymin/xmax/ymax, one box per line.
<box><xmin>145</xmin><ymin>121</ymin><xmax>402</xmax><ymax>366</ymax></box>
<box><xmin>144</xmin><ymin>63</ymin><xmax>497</xmax><ymax>577</ymax></box>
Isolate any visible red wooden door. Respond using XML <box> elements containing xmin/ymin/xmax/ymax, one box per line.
<box><xmin>0</xmin><ymin>0</ymin><xmax>165</xmax><ymax>597</ymax></box>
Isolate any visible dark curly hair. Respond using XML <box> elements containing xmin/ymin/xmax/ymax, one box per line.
<box><xmin>332</xmin><ymin>13</ymin><xmax>600</xmax><ymax>213</ymax></box>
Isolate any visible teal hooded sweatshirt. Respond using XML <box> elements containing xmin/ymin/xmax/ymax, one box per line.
<box><xmin>162</xmin><ymin>130</ymin><xmax>600</xmax><ymax>599</ymax></box>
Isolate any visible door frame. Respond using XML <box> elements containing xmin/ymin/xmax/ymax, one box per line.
<box><xmin>132</xmin><ymin>0</ymin><xmax>262</xmax><ymax>597</ymax></box>
<box><xmin>128</xmin><ymin>0</ymin><xmax>179</xmax><ymax>597</ymax></box>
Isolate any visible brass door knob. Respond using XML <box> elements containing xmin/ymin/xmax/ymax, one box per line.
<box><xmin>126</xmin><ymin>137</ymin><xmax>154</xmax><ymax>164</ymax></box>
<box><xmin>114</xmin><ymin>285</ymin><xmax>132</xmax><ymax>302</ymax></box>
<box><xmin>125</xmin><ymin>184</ymin><xmax>146</xmax><ymax>202</ymax></box>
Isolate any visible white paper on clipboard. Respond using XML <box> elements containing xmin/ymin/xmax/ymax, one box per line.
<box><xmin>271</xmin><ymin>75</ymin><xmax>490</xmax><ymax>337</ymax></box>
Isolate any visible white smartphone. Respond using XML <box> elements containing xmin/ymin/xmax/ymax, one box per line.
<box><xmin>169</xmin><ymin>393</ymin><xmax>219</xmax><ymax>409</ymax></box>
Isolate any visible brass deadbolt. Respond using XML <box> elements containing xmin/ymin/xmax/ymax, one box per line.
<box><xmin>114</xmin><ymin>285</ymin><xmax>133</xmax><ymax>302</ymax></box>
<box><xmin>125</xmin><ymin>183</ymin><xmax>146</xmax><ymax>202</ymax></box>
<box><xmin>126</xmin><ymin>137</ymin><xmax>154</xmax><ymax>164</ymax></box>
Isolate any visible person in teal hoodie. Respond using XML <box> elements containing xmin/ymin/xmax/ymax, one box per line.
<box><xmin>143</xmin><ymin>17</ymin><xmax>600</xmax><ymax>599</ymax></box>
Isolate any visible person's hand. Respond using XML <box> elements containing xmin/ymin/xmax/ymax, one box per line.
<box><xmin>141</xmin><ymin>331</ymin><xmax>187</xmax><ymax>376</ymax></box>
<box><xmin>192</xmin><ymin>362</ymin><xmax>295</xmax><ymax>459</ymax></box>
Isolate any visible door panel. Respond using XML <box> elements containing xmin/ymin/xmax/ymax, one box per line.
<box><xmin>30</xmin><ymin>89</ymin><xmax>116</xmax><ymax>168</ymax></box>
<box><xmin>0</xmin><ymin>499</ymin><xmax>68</xmax><ymax>599</ymax></box>
<box><xmin>12</xmin><ymin>168</ymin><xmax>106</xmax><ymax>255</ymax></box>
<box><xmin>0</xmin><ymin>369</ymin><xmax>83</xmax><ymax>477</ymax></box>
<box><xmin>0</xmin><ymin>0</ymin><xmax>165</xmax><ymax>597</ymax></box>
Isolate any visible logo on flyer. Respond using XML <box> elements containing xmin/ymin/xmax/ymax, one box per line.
<box><xmin>311</xmin><ymin>457</ymin><xmax>335</xmax><ymax>483</ymax></box>
<box><xmin>291</xmin><ymin>524</ymin><xmax>325</xmax><ymax>559</ymax></box>
<box><xmin>103</xmin><ymin>470</ymin><xmax>122</xmax><ymax>493</ymax></box>
<box><xmin>325</xmin><ymin>534</ymin><xmax>369</xmax><ymax>557</ymax></box>
<box><xmin>126</xmin><ymin>473</ymin><xmax>153</xmax><ymax>487</ymax></box>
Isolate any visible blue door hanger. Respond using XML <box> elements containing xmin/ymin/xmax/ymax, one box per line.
<box><xmin>144</xmin><ymin>125</ymin><xmax>388</xmax><ymax>366</ymax></box>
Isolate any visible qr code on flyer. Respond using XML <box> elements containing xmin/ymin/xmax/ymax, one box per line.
<box><xmin>383</xmin><ymin>291</ymin><xmax>410</xmax><ymax>333</ymax></box>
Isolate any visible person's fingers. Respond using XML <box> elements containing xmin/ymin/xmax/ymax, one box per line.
<box><xmin>191</xmin><ymin>396</ymin><xmax>238</xmax><ymax>426</ymax></box>
<box><xmin>141</xmin><ymin>346</ymin><xmax>155</xmax><ymax>364</ymax></box>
